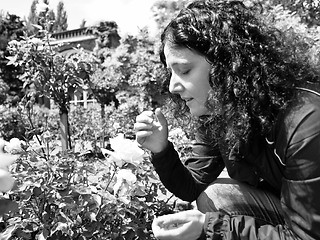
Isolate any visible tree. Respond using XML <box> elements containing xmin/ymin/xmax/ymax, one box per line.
<box><xmin>7</xmin><ymin>35</ymin><xmax>93</xmax><ymax>151</ymax></box>
<box><xmin>26</xmin><ymin>0</ymin><xmax>69</xmax><ymax>35</ymax></box>
<box><xmin>27</xmin><ymin>0</ymin><xmax>51</xmax><ymax>35</ymax></box>
<box><xmin>83</xmin><ymin>21</ymin><xmax>122</xmax><ymax>145</ymax></box>
<box><xmin>54</xmin><ymin>1</ymin><xmax>68</xmax><ymax>32</ymax></box>
<box><xmin>0</xmin><ymin>13</ymin><xmax>25</xmax><ymax>105</ymax></box>
<box><xmin>27</xmin><ymin>0</ymin><xmax>38</xmax><ymax>26</ymax></box>
<box><xmin>151</xmin><ymin>0</ymin><xmax>190</xmax><ymax>34</ymax></box>
<box><xmin>79</xmin><ymin>19</ymin><xmax>86</xmax><ymax>28</ymax></box>
<box><xmin>268</xmin><ymin>0</ymin><xmax>320</xmax><ymax>27</ymax></box>
<box><xmin>91</xmin><ymin>28</ymin><xmax>166</xmax><ymax>118</ymax></box>
<box><xmin>25</xmin><ymin>0</ymin><xmax>38</xmax><ymax>35</ymax></box>
<box><xmin>126</xmin><ymin>29</ymin><xmax>167</xmax><ymax>109</ymax></box>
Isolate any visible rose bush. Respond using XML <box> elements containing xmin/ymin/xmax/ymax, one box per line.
<box><xmin>0</xmin><ymin>3</ymin><xmax>194</xmax><ymax>238</ymax></box>
<box><xmin>0</xmin><ymin>127</ymin><xmax>187</xmax><ymax>239</ymax></box>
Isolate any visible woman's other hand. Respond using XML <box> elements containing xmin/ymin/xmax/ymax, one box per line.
<box><xmin>134</xmin><ymin>108</ymin><xmax>169</xmax><ymax>153</ymax></box>
<box><xmin>152</xmin><ymin>210</ymin><xmax>206</xmax><ymax>240</ymax></box>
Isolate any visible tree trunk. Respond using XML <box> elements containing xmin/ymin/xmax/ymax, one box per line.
<box><xmin>59</xmin><ymin>109</ymin><xmax>69</xmax><ymax>152</ymax></box>
<box><xmin>100</xmin><ymin>104</ymin><xmax>105</xmax><ymax>148</ymax></box>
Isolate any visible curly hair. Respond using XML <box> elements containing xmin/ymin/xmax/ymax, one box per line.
<box><xmin>159</xmin><ymin>0</ymin><xmax>319</xmax><ymax>146</ymax></box>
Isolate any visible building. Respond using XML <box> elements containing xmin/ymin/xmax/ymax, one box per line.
<box><xmin>50</xmin><ymin>27</ymin><xmax>97</xmax><ymax>58</ymax></box>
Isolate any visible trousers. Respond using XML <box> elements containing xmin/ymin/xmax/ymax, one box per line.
<box><xmin>196</xmin><ymin>178</ymin><xmax>285</xmax><ymax>225</ymax></box>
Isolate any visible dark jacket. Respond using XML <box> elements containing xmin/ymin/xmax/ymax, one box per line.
<box><xmin>151</xmin><ymin>88</ymin><xmax>320</xmax><ymax>240</ymax></box>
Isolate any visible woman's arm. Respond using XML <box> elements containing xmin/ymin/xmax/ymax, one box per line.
<box><xmin>152</xmin><ymin>126</ymin><xmax>225</xmax><ymax>202</ymax></box>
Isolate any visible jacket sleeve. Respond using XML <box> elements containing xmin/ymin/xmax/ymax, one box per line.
<box><xmin>202</xmin><ymin>95</ymin><xmax>320</xmax><ymax>240</ymax></box>
<box><xmin>151</xmin><ymin>126</ymin><xmax>225</xmax><ymax>202</ymax></box>
<box><xmin>202</xmin><ymin>212</ymin><xmax>298</xmax><ymax>239</ymax></box>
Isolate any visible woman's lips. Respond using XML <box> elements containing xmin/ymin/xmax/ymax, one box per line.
<box><xmin>184</xmin><ymin>98</ymin><xmax>193</xmax><ymax>106</ymax></box>
<box><xmin>182</xmin><ymin>97</ymin><xmax>193</xmax><ymax>102</ymax></box>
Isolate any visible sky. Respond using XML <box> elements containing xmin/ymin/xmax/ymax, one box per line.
<box><xmin>0</xmin><ymin>0</ymin><xmax>159</xmax><ymax>36</ymax></box>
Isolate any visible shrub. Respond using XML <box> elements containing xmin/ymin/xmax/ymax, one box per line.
<box><xmin>0</xmin><ymin>106</ymin><xmax>26</xmax><ymax>141</ymax></box>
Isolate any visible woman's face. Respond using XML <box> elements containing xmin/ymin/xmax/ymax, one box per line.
<box><xmin>164</xmin><ymin>43</ymin><xmax>211</xmax><ymax>117</ymax></box>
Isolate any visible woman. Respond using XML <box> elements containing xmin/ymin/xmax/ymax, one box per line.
<box><xmin>134</xmin><ymin>0</ymin><xmax>320</xmax><ymax>239</ymax></box>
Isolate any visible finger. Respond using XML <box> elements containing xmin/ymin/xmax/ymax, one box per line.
<box><xmin>135</xmin><ymin>130</ymin><xmax>153</xmax><ymax>140</ymax></box>
<box><xmin>154</xmin><ymin>108</ymin><xmax>167</xmax><ymax>126</ymax></box>
<box><xmin>143</xmin><ymin>110</ymin><xmax>154</xmax><ymax>117</ymax></box>
<box><xmin>158</xmin><ymin>222</ymin><xmax>191</xmax><ymax>235</ymax></box>
<box><xmin>136</xmin><ymin>111</ymin><xmax>154</xmax><ymax>123</ymax></box>
<box><xmin>159</xmin><ymin>211</ymin><xmax>190</xmax><ymax>223</ymax></box>
<box><xmin>133</xmin><ymin>122</ymin><xmax>153</xmax><ymax>132</ymax></box>
<box><xmin>135</xmin><ymin>132</ymin><xmax>153</xmax><ymax>146</ymax></box>
<box><xmin>152</xmin><ymin>219</ymin><xmax>190</xmax><ymax>239</ymax></box>
<box><xmin>153</xmin><ymin>217</ymin><xmax>188</xmax><ymax>230</ymax></box>
<box><xmin>152</xmin><ymin>219</ymin><xmax>177</xmax><ymax>238</ymax></box>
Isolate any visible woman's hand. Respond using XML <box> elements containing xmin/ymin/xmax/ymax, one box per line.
<box><xmin>134</xmin><ymin>108</ymin><xmax>169</xmax><ymax>153</ymax></box>
<box><xmin>152</xmin><ymin>210</ymin><xmax>206</xmax><ymax>240</ymax></box>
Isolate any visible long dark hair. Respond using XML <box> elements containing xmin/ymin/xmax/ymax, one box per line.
<box><xmin>159</xmin><ymin>0</ymin><xmax>319</xmax><ymax>146</ymax></box>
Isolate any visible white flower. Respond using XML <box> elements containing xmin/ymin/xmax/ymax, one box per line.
<box><xmin>29</xmin><ymin>38</ymin><xmax>44</xmax><ymax>50</ymax></box>
<box><xmin>8</xmin><ymin>40</ymin><xmax>20</xmax><ymax>50</ymax></box>
<box><xmin>109</xmin><ymin>134</ymin><xmax>144</xmax><ymax>165</ymax></box>
<box><xmin>30</xmin><ymin>38</ymin><xmax>43</xmax><ymax>46</ymax></box>
<box><xmin>113</xmin><ymin>169</ymin><xmax>137</xmax><ymax>203</ymax></box>
<box><xmin>101</xmin><ymin>148</ymin><xmax>124</xmax><ymax>167</ymax></box>
<box><xmin>4</xmin><ymin>138</ymin><xmax>25</xmax><ymax>154</ymax></box>
<box><xmin>101</xmin><ymin>134</ymin><xmax>144</xmax><ymax>166</ymax></box>
<box><xmin>116</xmin><ymin>169</ymin><xmax>137</xmax><ymax>184</ymax></box>
<box><xmin>8</xmin><ymin>40</ymin><xmax>19</xmax><ymax>46</ymax></box>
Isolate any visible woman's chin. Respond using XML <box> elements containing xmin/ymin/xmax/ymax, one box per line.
<box><xmin>189</xmin><ymin>107</ymin><xmax>209</xmax><ymax>117</ymax></box>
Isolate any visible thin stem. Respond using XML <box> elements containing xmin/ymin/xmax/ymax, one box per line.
<box><xmin>26</xmin><ymin>106</ymin><xmax>48</xmax><ymax>161</ymax></box>
<box><xmin>105</xmin><ymin>163</ymin><xmax>118</xmax><ymax>191</ymax></box>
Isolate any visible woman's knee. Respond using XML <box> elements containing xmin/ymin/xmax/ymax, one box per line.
<box><xmin>196</xmin><ymin>178</ymin><xmax>284</xmax><ymax>225</ymax></box>
<box><xmin>197</xmin><ymin>178</ymin><xmax>241</xmax><ymax>213</ymax></box>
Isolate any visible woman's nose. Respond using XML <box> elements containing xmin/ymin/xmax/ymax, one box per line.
<box><xmin>169</xmin><ymin>73</ymin><xmax>184</xmax><ymax>94</ymax></box>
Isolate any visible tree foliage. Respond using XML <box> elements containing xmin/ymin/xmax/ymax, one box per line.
<box><xmin>54</xmin><ymin>1</ymin><xmax>68</xmax><ymax>32</ymax></box>
<box><xmin>86</xmin><ymin>21</ymin><xmax>121</xmax><ymax>110</ymax></box>
<box><xmin>267</xmin><ymin>0</ymin><xmax>320</xmax><ymax>27</ymax></box>
<box><xmin>254</xmin><ymin>0</ymin><xmax>320</xmax><ymax>67</ymax></box>
<box><xmin>26</xmin><ymin>0</ymin><xmax>68</xmax><ymax>35</ymax></box>
<box><xmin>0</xmin><ymin>13</ymin><xmax>25</xmax><ymax>105</ymax></box>
<box><xmin>125</xmin><ymin>29</ymin><xmax>168</xmax><ymax>109</ymax></box>
<box><xmin>6</xmin><ymin>28</ymin><xmax>94</xmax><ymax>150</ymax></box>
<box><xmin>151</xmin><ymin>0</ymin><xmax>191</xmax><ymax>34</ymax></box>
<box><xmin>26</xmin><ymin>0</ymin><xmax>38</xmax><ymax>32</ymax></box>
